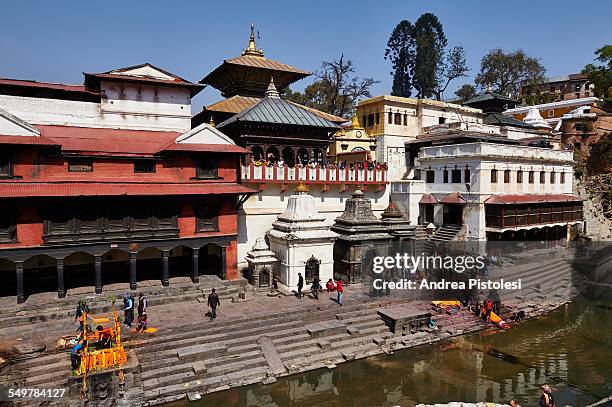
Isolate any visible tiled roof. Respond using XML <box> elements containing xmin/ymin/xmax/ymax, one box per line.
<box><xmin>206</xmin><ymin>95</ymin><xmax>261</xmax><ymax>114</ymax></box>
<box><xmin>0</xmin><ymin>182</ymin><xmax>255</xmax><ymax>198</ymax></box>
<box><xmin>419</xmin><ymin>194</ymin><xmax>437</xmax><ymax>204</ymax></box>
<box><xmin>217</xmin><ymin>96</ymin><xmax>340</xmax><ymax>129</ymax></box>
<box><xmin>224</xmin><ymin>55</ymin><xmax>309</xmax><ymax>75</ymax></box>
<box><xmin>485</xmin><ymin>194</ymin><xmax>583</xmax><ymax>204</ymax></box>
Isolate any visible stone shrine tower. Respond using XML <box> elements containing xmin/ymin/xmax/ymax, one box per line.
<box><xmin>267</xmin><ymin>182</ymin><xmax>338</xmax><ymax>290</ymax></box>
<box><xmin>332</xmin><ymin>190</ymin><xmax>393</xmax><ymax>283</ymax></box>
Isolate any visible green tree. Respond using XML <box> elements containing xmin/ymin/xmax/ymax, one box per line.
<box><xmin>475</xmin><ymin>49</ymin><xmax>546</xmax><ymax>97</ymax></box>
<box><xmin>413</xmin><ymin>13</ymin><xmax>447</xmax><ymax>99</ymax></box>
<box><xmin>454</xmin><ymin>84</ymin><xmax>477</xmax><ymax>103</ymax></box>
<box><xmin>385</xmin><ymin>14</ymin><xmax>468</xmax><ymax>100</ymax></box>
<box><xmin>283</xmin><ymin>55</ymin><xmax>378</xmax><ymax>118</ymax></box>
<box><xmin>435</xmin><ymin>46</ymin><xmax>470</xmax><ymax>100</ymax></box>
<box><xmin>582</xmin><ymin>44</ymin><xmax>612</xmax><ymax>98</ymax></box>
<box><xmin>384</xmin><ymin>20</ymin><xmax>416</xmax><ymax>97</ymax></box>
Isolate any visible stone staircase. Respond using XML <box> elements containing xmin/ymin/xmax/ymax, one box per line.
<box><xmin>0</xmin><ymin>277</ymin><xmax>248</xmax><ymax>345</ymax></box>
<box><xmin>424</xmin><ymin>224</ymin><xmax>462</xmax><ymax>253</ymax></box>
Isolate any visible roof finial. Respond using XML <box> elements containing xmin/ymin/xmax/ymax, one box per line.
<box><xmin>265</xmin><ymin>76</ymin><xmax>280</xmax><ymax>98</ymax></box>
<box><xmin>209</xmin><ymin>116</ymin><xmax>215</xmax><ymax>127</ymax></box>
<box><xmin>242</xmin><ymin>23</ymin><xmax>264</xmax><ymax>57</ymax></box>
<box><xmin>295</xmin><ymin>180</ymin><xmax>308</xmax><ymax>193</ymax></box>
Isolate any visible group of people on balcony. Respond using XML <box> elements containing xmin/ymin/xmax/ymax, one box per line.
<box><xmin>249</xmin><ymin>155</ymin><xmax>388</xmax><ymax>171</ymax></box>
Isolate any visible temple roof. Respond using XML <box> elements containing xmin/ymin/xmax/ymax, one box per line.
<box><xmin>217</xmin><ymin>79</ymin><xmax>340</xmax><ymax>129</ymax></box>
<box><xmin>464</xmin><ymin>90</ymin><xmax>520</xmax><ymax>114</ymax></box>
<box><xmin>203</xmin><ymin>95</ymin><xmax>346</xmax><ymax>124</ymax></box>
<box><xmin>199</xmin><ymin>25</ymin><xmax>310</xmax><ymax>98</ymax></box>
<box><xmin>331</xmin><ymin>190</ymin><xmax>392</xmax><ymax>241</ymax></box>
<box><xmin>483</xmin><ymin>113</ymin><xmax>533</xmax><ymax>129</ymax></box>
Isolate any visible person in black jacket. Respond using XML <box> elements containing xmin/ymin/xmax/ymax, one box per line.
<box><xmin>207</xmin><ymin>288</ymin><xmax>220</xmax><ymax>322</ymax></box>
<box><xmin>297</xmin><ymin>273</ymin><xmax>304</xmax><ymax>299</ymax></box>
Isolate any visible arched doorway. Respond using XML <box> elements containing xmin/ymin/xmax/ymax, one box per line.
<box><xmin>297</xmin><ymin>148</ymin><xmax>309</xmax><ymax>165</ymax></box>
<box><xmin>259</xmin><ymin>267</ymin><xmax>271</xmax><ymax>288</ymax></box>
<box><xmin>199</xmin><ymin>244</ymin><xmax>222</xmax><ymax>278</ymax></box>
<box><xmin>304</xmin><ymin>256</ymin><xmax>320</xmax><ymax>283</ymax></box>
<box><xmin>0</xmin><ymin>258</ymin><xmax>16</xmax><ymax>298</ymax></box>
<box><xmin>136</xmin><ymin>247</ymin><xmax>162</xmax><ymax>283</ymax></box>
<box><xmin>23</xmin><ymin>254</ymin><xmax>57</xmax><ymax>300</ymax></box>
<box><xmin>282</xmin><ymin>147</ymin><xmax>295</xmax><ymax>167</ymax></box>
<box><xmin>266</xmin><ymin>146</ymin><xmax>280</xmax><ymax>163</ymax></box>
<box><xmin>169</xmin><ymin>245</ymin><xmax>193</xmax><ymax>280</ymax></box>
<box><xmin>251</xmin><ymin>145</ymin><xmax>264</xmax><ymax>161</ymax></box>
<box><xmin>101</xmin><ymin>249</ymin><xmax>130</xmax><ymax>289</ymax></box>
<box><xmin>63</xmin><ymin>252</ymin><xmax>95</xmax><ymax>293</ymax></box>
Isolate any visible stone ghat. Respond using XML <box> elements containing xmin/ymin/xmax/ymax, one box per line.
<box><xmin>0</xmin><ymin>256</ymin><xmax>581</xmax><ymax>406</ymax></box>
<box><xmin>125</xmin><ymin>299</ymin><xmax>570</xmax><ymax>406</ymax></box>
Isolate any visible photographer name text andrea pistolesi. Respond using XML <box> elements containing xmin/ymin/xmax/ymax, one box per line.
<box><xmin>372</xmin><ymin>278</ymin><xmax>522</xmax><ymax>291</ymax></box>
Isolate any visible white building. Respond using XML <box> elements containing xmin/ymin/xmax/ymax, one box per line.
<box><xmin>267</xmin><ymin>184</ymin><xmax>338</xmax><ymax>290</ymax></box>
<box><xmin>392</xmin><ymin>121</ymin><xmax>583</xmax><ymax>242</ymax></box>
<box><xmin>355</xmin><ymin>96</ymin><xmax>483</xmax><ymax>182</ymax></box>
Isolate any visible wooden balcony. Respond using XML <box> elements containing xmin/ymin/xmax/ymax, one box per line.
<box><xmin>241</xmin><ymin>164</ymin><xmax>388</xmax><ymax>192</ymax></box>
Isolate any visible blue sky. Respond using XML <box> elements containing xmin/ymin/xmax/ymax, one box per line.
<box><xmin>1</xmin><ymin>0</ymin><xmax>610</xmax><ymax>112</ymax></box>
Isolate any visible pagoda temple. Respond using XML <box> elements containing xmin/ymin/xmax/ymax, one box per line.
<box><xmin>194</xmin><ymin>24</ymin><xmax>345</xmax><ymax>127</ymax></box>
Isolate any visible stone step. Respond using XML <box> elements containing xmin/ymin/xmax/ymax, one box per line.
<box><xmin>205</xmin><ymin>355</ymin><xmax>267</xmax><ymax>377</ymax></box>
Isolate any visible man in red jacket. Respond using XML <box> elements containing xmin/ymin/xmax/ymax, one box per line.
<box><xmin>336</xmin><ymin>278</ymin><xmax>344</xmax><ymax>306</ymax></box>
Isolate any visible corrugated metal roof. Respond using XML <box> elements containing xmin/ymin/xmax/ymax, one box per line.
<box><xmin>419</xmin><ymin>194</ymin><xmax>438</xmax><ymax>204</ymax></box>
<box><xmin>464</xmin><ymin>91</ymin><xmax>518</xmax><ymax>105</ymax></box>
<box><xmin>39</xmin><ymin>125</ymin><xmax>180</xmax><ymax>156</ymax></box>
<box><xmin>217</xmin><ymin>96</ymin><xmax>340</xmax><ymax>129</ymax></box>
<box><xmin>0</xmin><ymin>135</ymin><xmax>59</xmax><ymax>146</ymax></box>
<box><xmin>483</xmin><ymin>113</ymin><xmax>533</xmax><ymax>129</ymax></box>
<box><xmin>0</xmin><ymin>182</ymin><xmax>255</xmax><ymax>198</ymax></box>
<box><xmin>286</xmin><ymin>101</ymin><xmax>347</xmax><ymax>123</ymax></box>
<box><xmin>0</xmin><ymin>78</ymin><xmax>98</xmax><ymax>95</ymax></box>
<box><xmin>158</xmin><ymin>143</ymin><xmax>248</xmax><ymax>154</ymax></box>
<box><xmin>440</xmin><ymin>192</ymin><xmax>466</xmax><ymax>204</ymax></box>
<box><xmin>485</xmin><ymin>194</ymin><xmax>583</xmax><ymax>204</ymax></box>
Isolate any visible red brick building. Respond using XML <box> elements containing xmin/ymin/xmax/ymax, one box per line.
<box><xmin>0</xmin><ymin>64</ymin><xmax>252</xmax><ymax>303</ymax></box>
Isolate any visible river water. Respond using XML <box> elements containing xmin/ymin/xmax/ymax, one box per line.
<box><xmin>180</xmin><ymin>294</ymin><xmax>611</xmax><ymax>407</ymax></box>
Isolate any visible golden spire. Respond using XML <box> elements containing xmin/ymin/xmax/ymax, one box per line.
<box><xmin>295</xmin><ymin>180</ymin><xmax>308</xmax><ymax>193</ymax></box>
<box><xmin>242</xmin><ymin>23</ymin><xmax>264</xmax><ymax>57</ymax></box>
<box><xmin>209</xmin><ymin>116</ymin><xmax>215</xmax><ymax>127</ymax></box>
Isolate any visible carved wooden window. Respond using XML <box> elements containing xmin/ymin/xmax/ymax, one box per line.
<box><xmin>517</xmin><ymin>170</ymin><xmax>523</xmax><ymax>183</ymax></box>
<box><xmin>529</xmin><ymin>171</ymin><xmax>535</xmax><ymax>184</ymax></box>
<box><xmin>196</xmin><ymin>203</ymin><xmax>219</xmax><ymax>232</ymax></box>
<box><xmin>490</xmin><ymin>169</ymin><xmax>497</xmax><ymax>183</ymax></box>
<box><xmin>196</xmin><ymin>158</ymin><xmax>218</xmax><ymax>179</ymax></box>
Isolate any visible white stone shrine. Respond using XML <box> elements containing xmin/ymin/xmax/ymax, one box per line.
<box><xmin>267</xmin><ymin>182</ymin><xmax>338</xmax><ymax>290</ymax></box>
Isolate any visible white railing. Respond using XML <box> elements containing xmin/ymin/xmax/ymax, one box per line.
<box><xmin>419</xmin><ymin>142</ymin><xmax>573</xmax><ymax>162</ymax></box>
<box><xmin>241</xmin><ymin>164</ymin><xmax>387</xmax><ymax>185</ymax></box>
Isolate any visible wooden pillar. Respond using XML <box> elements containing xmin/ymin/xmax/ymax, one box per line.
<box><xmin>220</xmin><ymin>246</ymin><xmax>227</xmax><ymax>280</ymax></box>
<box><xmin>192</xmin><ymin>248</ymin><xmax>199</xmax><ymax>283</ymax></box>
<box><xmin>129</xmin><ymin>253</ymin><xmax>137</xmax><ymax>291</ymax></box>
<box><xmin>57</xmin><ymin>259</ymin><xmax>65</xmax><ymax>299</ymax></box>
<box><xmin>16</xmin><ymin>261</ymin><xmax>24</xmax><ymax>304</ymax></box>
<box><xmin>94</xmin><ymin>256</ymin><xmax>102</xmax><ymax>294</ymax></box>
<box><xmin>162</xmin><ymin>250</ymin><xmax>170</xmax><ymax>286</ymax></box>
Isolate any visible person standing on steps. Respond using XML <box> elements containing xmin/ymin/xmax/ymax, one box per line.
<box><xmin>297</xmin><ymin>273</ymin><xmax>304</xmax><ymax>299</ymax></box>
<box><xmin>208</xmin><ymin>288</ymin><xmax>220</xmax><ymax>322</ymax></box>
<box><xmin>123</xmin><ymin>292</ymin><xmax>133</xmax><ymax>328</ymax></box>
<box><xmin>137</xmin><ymin>292</ymin><xmax>148</xmax><ymax>320</ymax></box>
<box><xmin>311</xmin><ymin>276</ymin><xmax>321</xmax><ymax>300</ymax></box>
<box><xmin>336</xmin><ymin>278</ymin><xmax>344</xmax><ymax>306</ymax></box>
